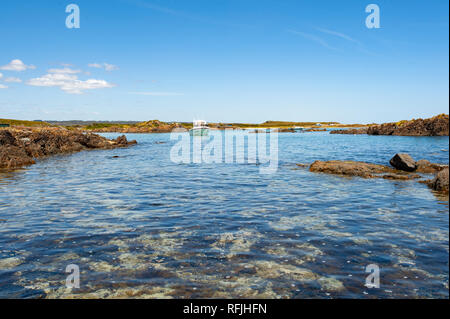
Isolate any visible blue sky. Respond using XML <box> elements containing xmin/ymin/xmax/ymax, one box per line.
<box><xmin>0</xmin><ymin>0</ymin><xmax>448</xmax><ymax>123</ymax></box>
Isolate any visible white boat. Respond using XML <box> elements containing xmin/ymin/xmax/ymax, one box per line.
<box><xmin>189</xmin><ymin>120</ymin><xmax>209</xmax><ymax>136</ymax></box>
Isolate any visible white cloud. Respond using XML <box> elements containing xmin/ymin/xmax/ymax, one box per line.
<box><xmin>104</xmin><ymin>63</ymin><xmax>119</xmax><ymax>71</ymax></box>
<box><xmin>47</xmin><ymin>67</ymin><xmax>81</xmax><ymax>74</ymax></box>
<box><xmin>88</xmin><ymin>62</ymin><xmax>119</xmax><ymax>71</ymax></box>
<box><xmin>0</xmin><ymin>59</ymin><xmax>36</xmax><ymax>71</ymax></box>
<box><xmin>129</xmin><ymin>92</ymin><xmax>184</xmax><ymax>96</ymax></box>
<box><xmin>88</xmin><ymin>63</ymin><xmax>102</xmax><ymax>69</ymax></box>
<box><xmin>0</xmin><ymin>84</ymin><xmax>8</xmax><ymax>89</ymax></box>
<box><xmin>4</xmin><ymin>77</ymin><xmax>22</xmax><ymax>83</ymax></box>
<box><xmin>26</xmin><ymin>73</ymin><xmax>115</xmax><ymax>94</ymax></box>
<box><xmin>0</xmin><ymin>73</ymin><xmax>3</xmax><ymax>79</ymax></box>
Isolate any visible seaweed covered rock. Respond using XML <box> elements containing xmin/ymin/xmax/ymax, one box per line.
<box><xmin>415</xmin><ymin>160</ymin><xmax>448</xmax><ymax>174</ymax></box>
<box><xmin>330</xmin><ymin>128</ymin><xmax>368</xmax><ymax>135</ymax></box>
<box><xmin>309</xmin><ymin>160</ymin><xmax>418</xmax><ymax>179</ymax></box>
<box><xmin>424</xmin><ymin>168</ymin><xmax>449</xmax><ymax>193</ymax></box>
<box><xmin>0</xmin><ymin>130</ymin><xmax>16</xmax><ymax>146</ymax></box>
<box><xmin>0</xmin><ymin>128</ymin><xmax>137</xmax><ymax>169</ymax></box>
<box><xmin>331</xmin><ymin>114</ymin><xmax>449</xmax><ymax>136</ymax></box>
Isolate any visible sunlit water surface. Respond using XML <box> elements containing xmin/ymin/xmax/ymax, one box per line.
<box><xmin>0</xmin><ymin>131</ymin><xmax>448</xmax><ymax>298</ymax></box>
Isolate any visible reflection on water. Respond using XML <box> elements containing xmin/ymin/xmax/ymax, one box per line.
<box><xmin>0</xmin><ymin>132</ymin><xmax>448</xmax><ymax>298</ymax></box>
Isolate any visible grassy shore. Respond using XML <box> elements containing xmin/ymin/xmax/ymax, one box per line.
<box><xmin>0</xmin><ymin>119</ymin><xmax>52</xmax><ymax>127</ymax></box>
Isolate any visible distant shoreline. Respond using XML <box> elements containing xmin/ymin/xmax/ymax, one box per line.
<box><xmin>1</xmin><ymin>114</ymin><xmax>448</xmax><ymax>135</ymax></box>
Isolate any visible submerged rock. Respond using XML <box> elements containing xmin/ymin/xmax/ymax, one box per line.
<box><xmin>390</xmin><ymin>153</ymin><xmax>417</xmax><ymax>172</ymax></box>
<box><xmin>415</xmin><ymin>160</ymin><xmax>448</xmax><ymax>174</ymax></box>
<box><xmin>0</xmin><ymin>257</ymin><xmax>24</xmax><ymax>269</ymax></box>
<box><xmin>0</xmin><ymin>128</ymin><xmax>137</xmax><ymax>169</ymax></box>
<box><xmin>318</xmin><ymin>277</ymin><xmax>345</xmax><ymax>292</ymax></box>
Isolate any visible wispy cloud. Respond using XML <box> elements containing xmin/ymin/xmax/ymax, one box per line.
<box><xmin>88</xmin><ymin>63</ymin><xmax>119</xmax><ymax>71</ymax></box>
<box><xmin>4</xmin><ymin>77</ymin><xmax>22</xmax><ymax>83</ymax></box>
<box><xmin>287</xmin><ymin>29</ymin><xmax>338</xmax><ymax>51</ymax></box>
<box><xmin>48</xmin><ymin>67</ymin><xmax>81</xmax><ymax>74</ymax></box>
<box><xmin>129</xmin><ymin>91</ymin><xmax>184</xmax><ymax>96</ymax></box>
<box><xmin>315</xmin><ymin>27</ymin><xmax>361</xmax><ymax>45</ymax></box>
<box><xmin>316</xmin><ymin>27</ymin><xmax>375</xmax><ymax>55</ymax></box>
<box><xmin>0</xmin><ymin>59</ymin><xmax>36</xmax><ymax>71</ymax></box>
<box><xmin>127</xmin><ymin>0</ymin><xmax>186</xmax><ymax>17</ymax></box>
<box><xmin>0</xmin><ymin>84</ymin><xmax>8</xmax><ymax>89</ymax></box>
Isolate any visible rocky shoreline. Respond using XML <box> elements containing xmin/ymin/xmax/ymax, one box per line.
<box><xmin>299</xmin><ymin>153</ymin><xmax>449</xmax><ymax>194</ymax></box>
<box><xmin>331</xmin><ymin>114</ymin><xmax>449</xmax><ymax>136</ymax></box>
<box><xmin>0</xmin><ymin>128</ymin><xmax>136</xmax><ymax>169</ymax></box>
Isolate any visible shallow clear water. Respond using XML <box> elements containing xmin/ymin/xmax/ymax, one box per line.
<box><xmin>0</xmin><ymin>131</ymin><xmax>448</xmax><ymax>298</ymax></box>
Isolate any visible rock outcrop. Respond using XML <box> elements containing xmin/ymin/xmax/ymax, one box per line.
<box><xmin>0</xmin><ymin>128</ymin><xmax>137</xmax><ymax>169</ymax></box>
<box><xmin>309</xmin><ymin>160</ymin><xmax>419</xmax><ymax>180</ymax></box>
<box><xmin>388</xmin><ymin>153</ymin><xmax>448</xmax><ymax>173</ymax></box>
<box><xmin>331</xmin><ymin>114</ymin><xmax>449</xmax><ymax>136</ymax></box>
<box><xmin>306</xmin><ymin>153</ymin><xmax>448</xmax><ymax>194</ymax></box>
<box><xmin>85</xmin><ymin>120</ymin><xmax>183</xmax><ymax>133</ymax></box>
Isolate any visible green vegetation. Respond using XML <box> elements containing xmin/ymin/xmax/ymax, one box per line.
<box><xmin>84</xmin><ymin>123</ymin><xmax>131</xmax><ymax>130</ymax></box>
<box><xmin>0</xmin><ymin>119</ymin><xmax>52</xmax><ymax>127</ymax></box>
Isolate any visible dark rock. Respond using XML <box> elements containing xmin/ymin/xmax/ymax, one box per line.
<box><xmin>0</xmin><ymin>130</ymin><xmax>16</xmax><ymax>146</ymax></box>
<box><xmin>115</xmin><ymin>135</ymin><xmax>128</xmax><ymax>145</ymax></box>
<box><xmin>389</xmin><ymin>153</ymin><xmax>417</xmax><ymax>172</ymax></box>
<box><xmin>0</xmin><ymin>144</ymin><xmax>35</xmax><ymax>169</ymax></box>
<box><xmin>423</xmin><ymin>168</ymin><xmax>449</xmax><ymax>193</ymax></box>
<box><xmin>115</xmin><ymin>135</ymin><xmax>137</xmax><ymax>145</ymax></box>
